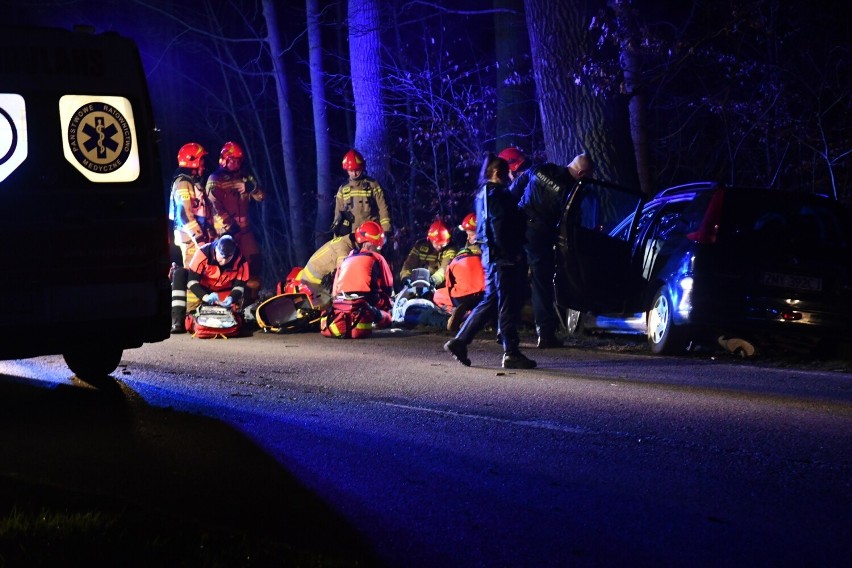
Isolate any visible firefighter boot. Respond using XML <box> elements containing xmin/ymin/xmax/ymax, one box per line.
<box><xmin>170</xmin><ymin>266</ymin><xmax>188</xmax><ymax>334</ymax></box>
<box><xmin>171</xmin><ymin>307</ymin><xmax>186</xmax><ymax>334</ymax></box>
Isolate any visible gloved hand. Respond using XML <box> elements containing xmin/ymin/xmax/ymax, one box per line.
<box><xmin>220</xmin><ymin>295</ymin><xmax>234</xmax><ymax>308</ymax></box>
<box><xmin>202</xmin><ymin>292</ymin><xmax>219</xmax><ymax>305</ymax></box>
<box><xmin>402</xmin><ymin>278</ymin><xmax>412</xmax><ymax>288</ymax></box>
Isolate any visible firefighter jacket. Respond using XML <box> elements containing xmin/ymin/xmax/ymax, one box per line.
<box><xmin>399</xmin><ymin>239</ymin><xmax>457</xmax><ymax>287</ymax></box>
<box><xmin>187</xmin><ymin>241</ymin><xmax>250</xmax><ymax>303</ymax></box>
<box><xmin>333</xmin><ymin>175</ymin><xmax>392</xmax><ymax>233</ymax></box>
<box><xmin>446</xmin><ymin>246</ymin><xmax>485</xmax><ymax>299</ymax></box>
<box><xmin>206</xmin><ymin>167</ymin><xmax>264</xmax><ymax>236</ymax></box>
<box><xmin>169</xmin><ymin>173</ymin><xmax>215</xmax><ymax>244</ymax></box>
<box><xmin>299</xmin><ymin>235</ymin><xmax>356</xmax><ymax>289</ymax></box>
<box><xmin>332</xmin><ymin>249</ymin><xmax>394</xmax><ymax>311</ymax></box>
<box><xmin>518</xmin><ymin>163</ymin><xmax>575</xmax><ymax>232</ymax></box>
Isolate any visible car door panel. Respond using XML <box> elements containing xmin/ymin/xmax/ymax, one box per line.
<box><xmin>555</xmin><ymin>181</ymin><xmax>645</xmax><ymax>313</ymax></box>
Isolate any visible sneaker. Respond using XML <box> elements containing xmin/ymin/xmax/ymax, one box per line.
<box><xmin>444</xmin><ymin>339</ymin><xmax>471</xmax><ymax>366</ymax></box>
<box><xmin>447</xmin><ymin>306</ymin><xmax>469</xmax><ymax>332</ymax></box>
<box><xmin>502</xmin><ymin>351</ymin><xmax>537</xmax><ymax>369</ymax></box>
<box><xmin>537</xmin><ymin>334</ymin><xmax>563</xmax><ymax>349</ymax></box>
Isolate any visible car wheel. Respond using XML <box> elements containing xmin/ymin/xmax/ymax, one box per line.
<box><xmin>647</xmin><ymin>286</ymin><xmax>686</xmax><ymax>355</ymax></box>
<box><xmin>63</xmin><ymin>347</ymin><xmax>123</xmax><ymax>382</ymax></box>
<box><xmin>565</xmin><ymin>308</ymin><xmax>586</xmax><ymax>336</ymax></box>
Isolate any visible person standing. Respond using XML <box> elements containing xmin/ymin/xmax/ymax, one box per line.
<box><xmin>444</xmin><ymin>154</ymin><xmax>536</xmax><ymax>369</ymax></box>
<box><xmin>331</xmin><ymin>149</ymin><xmax>392</xmax><ymax>238</ymax></box>
<box><xmin>169</xmin><ymin>142</ymin><xmax>215</xmax><ymax>268</ymax></box>
<box><xmin>519</xmin><ymin>153</ymin><xmax>595</xmax><ymax>348</ymax></box>
<box><xmin>207</xmin><ymin>141</ymin><xmax>265</xmax><ymax>303</ymax></box>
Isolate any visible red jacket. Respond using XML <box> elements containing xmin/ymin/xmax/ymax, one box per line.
<box><xmin>446</xmin><ymin>248</ymin><xmax>485</xmax><ymax>299</ymax></box>
<box><xmin>333</xmin><ymin>249</ymin><xmax>394</xmax><ymax>310</ymax></box>
<box><xmin>187</xmin><ymin>242</ymin><xmax>250</xmax><ymax>301</ymax></box>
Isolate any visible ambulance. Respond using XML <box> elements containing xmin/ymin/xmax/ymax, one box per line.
<box><xmin>0</xmin><ymin>25</ymin><xmax>170</xmax><ymax>380</ymax></box>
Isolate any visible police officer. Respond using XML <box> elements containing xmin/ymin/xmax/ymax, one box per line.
<box><xmin>520</xmin><ymin>153</ymin><xmax>594</xmax><ymax>348</ymax></box>
<box><xmin>444</xmin><ymin>154</ymin><xmax>536</xmax><ymax>370</ymax></box>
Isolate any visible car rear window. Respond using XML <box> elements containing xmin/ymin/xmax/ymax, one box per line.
<box><xmin>719</xmin><ymin>190</ymin><xmax>849</xmax><ymax>250</ymax></box>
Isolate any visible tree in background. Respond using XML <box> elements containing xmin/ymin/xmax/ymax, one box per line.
<box><xmin>524</xmin><ymin>0</ymin><xmax>637</xmax><ymax>187</ymax></box>
<box><xmin>307</xmin><ymin>0</ymin><xmax>335</xmax><ymax>249</ymax></box>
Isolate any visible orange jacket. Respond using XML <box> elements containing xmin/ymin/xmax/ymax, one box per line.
<box><xmin>332</xmin><ymin>249</ymin><xmax>394</xmax><ymax>310</ymax></box>
<box><xmin>446</xmin><ymin>248</ymin><xmax>485</xmax><ymax>299</ymax></box>
<box><xmin>187</xmin><ymin>242</ymin><xmax>250</xmax><ymax>301</ymax></box>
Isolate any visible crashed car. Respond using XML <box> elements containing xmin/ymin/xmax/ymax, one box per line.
<box><xmin>555</xmin><ymin>181</ymin><xmax>852</xmax><ymax>356</ymax></box>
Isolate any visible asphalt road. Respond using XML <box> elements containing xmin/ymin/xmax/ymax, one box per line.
<box><xmin>1</xmin><ymin>328</ymin><xmax>850</xmax><ymax>567</ymax></box>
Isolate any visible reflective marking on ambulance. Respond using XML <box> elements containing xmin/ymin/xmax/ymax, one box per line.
<box><xmin>59</xmin><ymin>95</ymin><xmax>140</xmax><ymax>182</ymax></box>
<box><xmin>0</xmin><ymin>93</ymin><xmax>28</xmax><ymax>184</ymax></box>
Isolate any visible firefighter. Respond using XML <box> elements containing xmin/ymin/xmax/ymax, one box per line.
<box><xmin>498</xmin><ymin>146</ymin><xmax>535</xmax><ymax>203</ymax></box>
<box><xmin>520</xmin><ymin>152</ymin><xmax>595</xmax><ymax>348</ymax></box>
<box><xmin>321</xmin><ymin>221</ymin><xmax>394</xmax><ymax>338</ymax></box>
<box><xmin>436</xmin><ymin>212</ymin><xmax>486</xmax><ymax>332</ymax></box>
<box><xmin>170</xmin><ymin>235</ymin><xmax>249</xmax><ymax>333</ymax></box>
<box><xmin>296</xmin><ymin>233</ymin><xmax>358</xmax><ymax>310</ymax></box>
<box><xmin>169</xmin><ymin>142</ymin><xmax>216</xmax><ymax>268</ymax></box>
<box><xmin>399</xmin><ymin>219</ymin><xmax>457</xmax><ymax>289</ymax></box>
<box><xmin>207</xmin><ymin>141</ymin><xmax>264</xmax><ymax>303</ymax></box>
<box><xmin>331</xmin><ymin>149</ymin><xmax>392</xmax><ymax>237</ymax></box>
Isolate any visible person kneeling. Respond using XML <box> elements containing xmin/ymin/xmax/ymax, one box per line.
<box><xmin>320</xmin><ymin>221</ymin><xmax>393</xmax><ymax>339</ymax></box>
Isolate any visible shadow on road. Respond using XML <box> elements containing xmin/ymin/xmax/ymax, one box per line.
<box><xmin>0</xmin><ymin>372</ymin><xmax>379</xmax><ymax>566</ymax></box>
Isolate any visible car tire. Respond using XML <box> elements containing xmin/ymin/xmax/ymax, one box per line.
<box><xmin>63</xmin><ymin>347</ymin><xmax>123</xmax><ymax>382</ymax></box>
<box><xmin>647</xmin><ymin>286</ymin><xmax>686</xmax><ymax>355</ymax></box>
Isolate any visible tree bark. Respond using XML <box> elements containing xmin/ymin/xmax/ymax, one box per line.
<box><xmin>307</xmin><ymin>0</ymin><xmax>334</xmax><ymax>248</ymax></box>
<box><xmin>494</xmin><ymin>0</ymin><xmax>536</xmax><ymax>152</ymax></box>
<box><xmin>524</xmin><ymin>0</ymin><xmax>635</xmax><ymax>185</ymax></box>
<box><xmin>348</xmin><ymin>0</ymin><xmax>392</xmax><ymax>197</ymax></box>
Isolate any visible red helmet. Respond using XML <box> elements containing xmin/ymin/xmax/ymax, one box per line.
<box><xmin>459</xmin><ymin>212</ymin><xmax>476</xmax><ymax>231</ymax></box>
<box><xmin>354</xmin><ymin>220</ymin><xmax>386</xmax><ymax>248</ymax></box>
<box><xmin>427</xmin><ymin>219</ymin><xmax>451</xmax><ymax>248</ymax></box>
<box><xmin>219</xmin><ymin>141</ymin><xmax>245</xmax><ymax>169</ymax></box>
<box><xmin>497</xmin><ymin>147</ymin><xmax>526</xmax><ymax>173</ymax></box>
<box><xmin>342</xmin><ymin>149</ymin><xmax>366</xmax><ymax>172</ymax></box>
<box><xmin>177</xmin><ymin>142</ymin><xmax>207</xmax><ymax>169</ymax></box>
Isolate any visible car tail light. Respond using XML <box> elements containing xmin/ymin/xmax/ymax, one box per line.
<box><xmin>686</xmin><ymin>189</ymin><xmax>725</xmax><ymax>244</ymax></box>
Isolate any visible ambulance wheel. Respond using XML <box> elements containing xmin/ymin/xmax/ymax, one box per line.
<box><xmin>64</xmin><ymin>347</ymin><xmax>123</xmax><ymax>382</ymax></box>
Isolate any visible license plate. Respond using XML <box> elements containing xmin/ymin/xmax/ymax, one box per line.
<box><xmin>761</xmin><ymin>272</ymin><xmax>823</xmax><ymax>292</ymax></box>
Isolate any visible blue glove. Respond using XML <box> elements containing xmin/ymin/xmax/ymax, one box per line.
<box><xmin>220</xmin><ymin>296</ymin><xmax>234</xmax><ymax>308</ymax></box>
<box><xmin>202</xmin><ymin>292</ymin><xmax>219</xmax><ymax>304</ymax></box>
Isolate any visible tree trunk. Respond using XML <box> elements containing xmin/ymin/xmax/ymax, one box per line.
<box><xmin>348</xmin><ymin>0</ymin><xmax>392</xmax><ymax>198</ymax></box>
<box><xmin>612</xmin><ymin>0</ymin><xmax>653</xmax><ymax>194</ymax></box>
<box><xmin>307</xmin><ymin>0</ymin><xmax>334</xmax><ymax>248</ymax></box>
<box><xmin>524</xmin><ymin>0</ymin><xmax>635</xmax><ymax>186</ymax></box>
<box><xmin>262</xmin><ymin>0</ymin><xmax>310</xmax><ymax>263</ymax></box>
<box><xmin>494</xmin><ymin>0</ymin><xmax>536</xmax><ymax>152</ymax></box>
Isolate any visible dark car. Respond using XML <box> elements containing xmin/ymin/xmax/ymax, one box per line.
<box><xmin>554</xmin><ymin>181</ymin><xmax>852</xmax><ymax>356</ymax></box>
